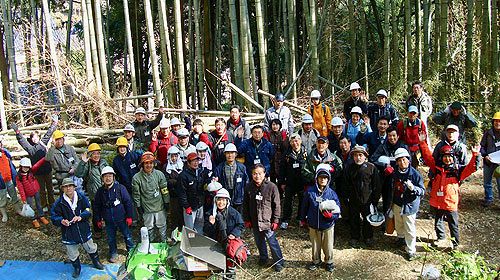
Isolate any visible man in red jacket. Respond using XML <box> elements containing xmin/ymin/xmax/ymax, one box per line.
<box><xmin>397</xmin><ymin>105</ymin><xmax>427</xmax><ymax>168</ymax></box>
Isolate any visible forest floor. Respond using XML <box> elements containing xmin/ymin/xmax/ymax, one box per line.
<box><xmin>0</xmin><ymin>167</ymin><xmax>498</xmax><ymax>279</ymax></box>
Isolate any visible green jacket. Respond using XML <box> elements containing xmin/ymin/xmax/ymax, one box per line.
<box><xmin>75</xmin><ymin>159</ymin><xmax>108</xmax><ymax>201</ymax></box>
<box><xmin>45</xmin><ymin>144</ymin><xmax>79</xmax><ymax>182</ymax></box>
<box><xmin>132</xmin><ymin>169</ymin><xmax>169</xmax><ymax>213</ymax></box>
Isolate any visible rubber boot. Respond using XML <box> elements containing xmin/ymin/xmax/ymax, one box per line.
<box><xmin>71</xmin><ymin>258</ymin><xmax>81</xmax><ymax>278</ymax></box>
<box><xmin>89</xmin><ymin>252</ymin><xmax>104</xmax><ymax>270</ymax></box>
<box><xmin>0</xmin><ymin>208</ymin><xmax>7</xmax><ymax>222</ymax></box>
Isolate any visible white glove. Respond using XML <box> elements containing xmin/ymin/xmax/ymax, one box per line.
<box><xmin>444</xmin><ymin>105</ymin><xmax>450</xmax><ymax>114</ymax></box>
<box><xmin>51</xmin><ymin>114</ymin><xmax>59</xmax><ymax>122</ymax></box>
<box><xmin>405</xmin><ymin>180</ymin><xmax>414</xmax><ymax>191</ymax></box>
<box><xmin>461</xmin><ymin>106</ymin><xmax>467</xmax><ymax>115</ymax></box>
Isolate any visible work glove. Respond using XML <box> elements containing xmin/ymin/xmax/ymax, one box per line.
<box><xmin>384</xmin><ymin>165</ymin><xmax>394</xmax><ymax>176</ymax></box>
<box><xmin>271</xmin><ymin>223</ymin><xmax>279</xmax><ymax>231</ymax></box>
<box><xmin>244</xmin><ymin>221</ymin><xmax>252</xmax><ymax>228</ymax></box>
<box><xmin>185</xmin><ymin>207</ymin><xmax>193</xmax><ymax>215</ymax></box>
<box><xmin>10</xmin><ymin>123</ymin><xmax>19</xmax><ymax>134</ymax></box>
<box><xmin>51</xmin><ymin>114</ymin><xmax>59</xmax><ymax>123</ymax></box>
<box><xmin>126</xmin><ymin>218</ymin><xmax>133</xmax><ymax>227</ymax></box>
<box><xmin>96</xmin><ymin>220</ymin><xmax>104</xmax><ymax>229</ymax></box>
<box><xmin>322</xmin><ymin>210</ymin><xmax>333</xmax><ymax>219</ymax></box>
<box><xmin>405</xmin><ymin>180</ymin><xmax>415</xmax><ymax>191</ymax></box>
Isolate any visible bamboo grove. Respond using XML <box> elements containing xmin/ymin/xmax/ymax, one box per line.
<box><xmin>0</xmin><ymin>0</ymin><xmax>499</xmax><ymax>130</ymax></box>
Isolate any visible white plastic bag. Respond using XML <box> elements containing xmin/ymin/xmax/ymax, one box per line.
<box><xmin>21</xmin><ymin>203</ymin><xmax>35</xmax><ymax>218</ymax></box>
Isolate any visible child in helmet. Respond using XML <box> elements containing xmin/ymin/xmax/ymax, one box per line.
<box><xmin>390</xmin><ymin>148</ymin><xmax>425</xmax><ymax>261</ymax></box>
<box><xmin>419</xmin><ymin>134</ymin><xmax>480</xmax><ymax>249</ymax></box>
<box><xmin>301</xmin><ymin>164</ymin><xmax>341</xmax><ymax>272</ymax></box>
<box><xmin>16</xmin><ymin>157</ymin><xmax>50</xmax><ymax>228</ymax></box>
<box><xmin>196</xmin><ymin>141</ymin><xmax>213</xmax><ymax>170</ymax></box>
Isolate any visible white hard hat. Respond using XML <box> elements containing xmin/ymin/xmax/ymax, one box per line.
<box><xmin>159</xmin><ymin>118</ymin><xmax>171</xmax><ymax>129</ymax></box>
<box><xmin>168</xmin><ymin>146</ymin><xmax>180</xmax><ymax>155</ymax></box>
<box><xmin>123</xmin><ymin>124</ymin><xmax>135</xmax><ymax>132</ymax></box>
<box><xmin>394</xmin><ymin>148</ymin><xmax>410</xmax><ymax>159</ymax></box>
<box><xmin>310</xmin><ymin>90</ymin><xmax>321</xmax><ymax>98</ymax></box>
<box><xmin>19</xmin><ymin>157</ymin><xmax>32</xmax><ymax>168</ymax></box>
<box><xmin>350</xmin><ymin>106</ymin><xmax>363</xmax><ymax>115</ymax></box>
<box><xmin>316</xmin><ymin>163</ymin><xmax>332</xmax><ymax>173</ymax></box>
<box><xmin>170</xmin><ymin>117</ymin><xmax>181</xmax><ymax>126</ymax></box>
<box><xmin>177</xmin><ymin>128</ymin><xmax>189</xmax><ymax>137</ymax></box>
<box><xmin>224</xmin><ymin>143</ymin><xmax>238</xmax><ymax>153</ymax></box>
<box><xmin>366</xmin><ymin>204</ymin><xmax>385</xmax><ymax>227</ymax></box>
<box><xmin>196</xmin><ymin>142</ymin><xmax>209</xmax><ymax>151</ymax></box>
<box><xmin>135</xmin><ymin>107</ymin><xmax>146</xmax><ymax>115</ymax></box>
<box><xmin>302</xmin><ymin>114</ymin><xmax>314</xmax><ymax>124</ymax></box>
<box><xmin>377</xmin><ymin>156</ymin><xmax>391</xmax><ymax>166</ymax></box>
<box><xmin>207</xmin><ymin>181</ymin><xmax>223</xmax><ymax>192</ymax></box>
<box><xmin>376</xmin><ymin>89</ymin><xmax>388</xmax><ymax>98</ymax></box>
<box><xmin>331</xmin><ymin>117</ymin><xmax>344</xmax><ymax>126</ymax></box>
<box><xmin>349</xmin><ymin>82</ymin><xmax>361</xmax><ymax>90</ymax></box>
<box><xmin>101</xmin><ymin>166</ymin><xmax>116</xmax><ymax>176</ymax></box>
<box><xmin>215</xmin><ymin>188</ymin><xmax>231</xmax><ymax>200</ymax></box>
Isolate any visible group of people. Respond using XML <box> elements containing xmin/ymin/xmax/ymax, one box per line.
<box><xmin>0</xmin><ymin>80</ymin><xmax>499</xmax><ymax>277</ymax></box>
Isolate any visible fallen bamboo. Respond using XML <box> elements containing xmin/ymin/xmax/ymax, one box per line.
<box><xmin>0</xmin><ymin>123</ymin><xmax>51</xmax><ymax>135</ymax></box>
<box><xmin>257</xmin><ymin>90</ymin><xmax>309</xmax><ymax>115</ymax></box>
<box><xmin>135</xmin><ymin>108</ymin><xmax>261</xmax><ymax>117</ymax></box>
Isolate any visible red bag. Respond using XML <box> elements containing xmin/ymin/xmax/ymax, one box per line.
<box><xmin>226</xmin><ymin>238</ymin><xmax>248</xmax><ymax>267</ymax></box>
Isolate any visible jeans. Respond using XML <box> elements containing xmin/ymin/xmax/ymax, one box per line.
<box><xmin>105</xmin><ymin>220</ymin><xmax>135</xmax><ymax>257</ymax></box>
<box><xmin>483</xmin><ymin>163</ymin><xmax>500</xmax><ymax>202</ymax></box>
<box><xmin>183</xmin><ymin>206</ymin><xmax>204</xmax><ymax>234</ymax></box>
<box><xmin>252</xmin><ymin>228</ymin><xmax>284</xmax><ymax>265</ymax></box>
<box><xmin>26</xmin><ymin>192</ymin><xmax>44</xmax><ymax>219</ymax></box>
<box><xmin>433</xmin><ymin>208</ymin><xmax>459</xmax><ymax>246</ymax></box>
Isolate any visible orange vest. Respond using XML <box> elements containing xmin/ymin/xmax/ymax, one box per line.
<box><xmin>0</xmin><ymin>152</ymin><xmax>13</xmax><ymax>182</ymax></box>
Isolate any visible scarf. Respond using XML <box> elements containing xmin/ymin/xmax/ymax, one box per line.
<box><xmin>63</xmin><ymin>191</ymin><xmax>78</xmax><ymax>212</ymax></box>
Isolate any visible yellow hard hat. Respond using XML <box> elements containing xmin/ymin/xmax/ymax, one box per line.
<box><xmin>116</xmin><ymin>137</ymin><xmax>128</xmax><ymax>147</ymax></box>
<box><xmin>88</xmin><ymin>143</ymin><xmax>101</xmax><ymax>152</ymax></box>
<box><xmin>493</xmin><ymin>112</ymin><xmax>500</xmax><ymax>120</ymax></box>
<box><xmin>53</xmin><ymin>130</ymin><xmax>64</xmax><ymax>139</ymax></box>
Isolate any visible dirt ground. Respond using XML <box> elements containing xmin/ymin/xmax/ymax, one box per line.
<box><xmin>0</xmin><ymin>168</ymin><xmax>498</xmax><ymax>279</ymax></box>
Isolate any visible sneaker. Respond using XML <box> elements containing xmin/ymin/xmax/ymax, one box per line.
<box><xmin>280</xmin><ymin>222</ymin><xmax>289</xmax><ymax>230</ymax></box>
<box><xmin>307</xmin><ymin>263</ymin><xmax>318</xmax><ymax>271</ymax></box>
<box><xmin>39</xmin><ymin>217</ymin><xmax>50</xmax><ymax>225</ymax></box>
<box><xmin>274</xmin><ymin>264</ymin><xmax>284</xmax><ymax>272</ymax></box>
<box><xmin>325</xmin><ymin>263</ymin><xmax>335</xmax><ymax>272</ymax></box>
<box><xmin>1</xmin><ymin>215</ymin><xmax>7</xmax><ymax>223</ymax></box>
<box><xmin>32</xmin><ymin>219</ymin><xmax>41</xmax><ymax>229</ymax></box>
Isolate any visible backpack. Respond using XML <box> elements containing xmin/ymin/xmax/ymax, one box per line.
<box><xmin>226</xmin><ymin>238</ymin><xmax>248</xmax><ymax>266</ymax></box>
<box><xmin>310</xmin><ymin>103</ymin><xmax>327</xmax><ymax>119</ymax></box>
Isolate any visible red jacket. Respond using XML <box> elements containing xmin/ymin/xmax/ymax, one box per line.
<box><xmin>149</xmin><ymin>131</ymin><xmax>178</xmax><ymax>166</ymax></box>
<box><xmin>420</xmin><ymin>141</ymin><xmax>478</xmax><ymax>211</ymax></box>
<box><xmin>16</xmin><ymin>158</ymin><xmax>45</xmax><ymax>202</ymax></box>
<box><xmin>397</xmin><ymin>118</ymin><xmax>427</xmax><ymax>152</ymax></box>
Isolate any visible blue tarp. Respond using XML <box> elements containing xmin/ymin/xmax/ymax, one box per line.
<box><xmin>0</xmin><ymin>260</ymin><xmax>120</xmax><ymax>280</ymax></box>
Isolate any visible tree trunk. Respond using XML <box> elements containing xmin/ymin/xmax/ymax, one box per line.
<box><xmin>490</xmin><ymin>0</ymin><xmax>498</xmax><ymax>79</ymax></box>
<box><xmin>1</xmin><ymin>0</ymin><xmax>24</xmax><ymax>125</ymax></box>
<box><xmin>85</xmin><ymin>0</ymin><xmax>103</xmax><ymax>94</ymax></box>
<box><xmin>465</xmin><ymin>0</ymin><xmax>474</xmax><ymax>84</ymax></box>
<box><xmin>433</xmin><ymin>0</ymin><xmax>440</xmax><ymax>64</ymax></box>
<box><xmin>348</xmin><ymin>0</ymin><xmax>357</xmax><ymax>77</ymax></box>
<box><xmin>157</xmin><ymin>0</ymin><xmax>174</xmax><ymax>106</ymax></box>
<box><xmin>228</xmin><ymin>0</ymin><xmax>243</xmax><ymax>91</ymax></box>
<box><xmin>239</xmin><ymin>0</ymin><xmax>252</xmax><ymax>97</ymax></box>
<box><xmin>188</xmin><ymin>0</ymin><xmax>196</xmax><ymax>107</ymax></box>
<box><xmin>0</xmin><ymin>26</ymin><xmax>9</xmax><ymax>98</ymax></box>
<box><xmin>30</xmin><ymin>0</ymin><xmax>40</xmax><ymax>77</ymax></box>
<box><xmin>123</xmin><ymin>0</ymin><xmax>138</xmax><ymax>99</ymax></box>
<box><xmin>307</xmin><ymin>0</ymin><xmax>319</xmax><ymax>87</ymax></box>
<box><xmin>65</xmin><ymin>0</ymin><xmax>74</xmax><ymax>58</ymax></box>
<box><xmin>194</xmin><ymin>0</ymin><xmax>204</xmax><ymax>109</ymax></box>
<box><xmin>144</xmin><ymin>0</ymin><xmax>163</xmax><ymax>106</ymax></box>
<box><xmin>404</xmin><ymin>0</ymin><xmax>412</xmax><ymax>83</ymax></box>
<box><xmin>81</xmin><ymin>0</ymin><xmax>94</xmax><ymax>84</ymax></box>
<box><xmin>255</xmin><ymin>0</ymin><xmax>270</xmax><ymax>95</ymax></box>
<box><xmin>287</xmin><ymin>0</ymin><xmax>297</xmax><ymax>100</ymax></box>
<box><xmin>93</xmin><ymin>0</ymin><xmax>110</xmax><ymax>97</ymax></box>
<box><xmin>391</xmin><ymin>0</ymin><xmax>399</xmax><ymax>81</ymax></box>
<box><xmin>422</xmin><ymin>0</ymin><xmax>430</xmax><ymax>77</ymax></box>
<box><xmin>0</xmin><ymin>75</ymin><xmax>6</xmax><ymax>131</ymax></box>
<box><xmin>383</xmin><ymin>0</ymin><xmax>390</xmax><ymax>85</ymax></box>
<box><xmin>414</xmin><ymin>0</ymin><xmax>422</xmax><ymax>79</ymax></box>
<box><xmin>174</xmin><ymin>0</ymin><xmax>188</xmax><ymax>109</ymax></box>
<box><xmin>359</xmin><ymin>0</ymin><xmax>369</xmax><ymax>94</ymax></box>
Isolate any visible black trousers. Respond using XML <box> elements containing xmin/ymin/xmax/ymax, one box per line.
<box><xmin>282</xmin><ymin>183</ymin><xmax>304</xmax><ymax>222</ymax></box>
<box><xmin>433</xmin><ymin>208</ymin><xmax>460</xmax><ymax>245</ymax></box>
<box><xmin>348</xmin><ymin>201</ymin><xmax>373</xmax><ymax>240</ymax></box>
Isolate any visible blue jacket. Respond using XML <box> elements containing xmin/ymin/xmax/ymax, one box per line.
<box><xmin>0</xmin><ymin>148</ymin><xmax>17</xmax><ymax>189</ymax></box>
<box><xmin>235</xmin><ymin>138</ymin><xmax>275</xmax><ymax>177</ymax></box>
<box><xmin>51</xmin><ymin>191</ymin><xmax>92</xmax><ymax>245</ymax></box>
<box><xmin>390</xmin><ymin>167</ymin><xmax>425</xmax><ymax>215</ymax></box>
<box><xmin>357</xmin><ymin>131</ymin><xmax>387</xmax><ymax>155</ymax></box>
<box><xmin>367</xmin><ymin>103</ymin><xmax>399</xmax><ymax>130</ymax></box>
<box><xmin>113</xmin><ymin>151</ymin><xmax>141</xmax><ymax>192</ymax></box>
<box><xmin>345</xmin><ymin>119</ymin><xmax>372</xmax><ymax>146</ymax></box>
<box><xmin>301</xmin><ymin>185</ymin><xmax>340</xmax><ymax>230</ymax></box>
<box><xmin>213</xmin><ymin>161</ymin><xmax>248</xmax><ymax>205</ymax></box>
<box><xmin>204</xmin><ymin>206</ymin><xmax>244</xmax><ymax>243</ymax></box>
<box><xmin>93</xmin><ymin>182</ymin><xmax>133</xmax><ymax>224</ymax></box>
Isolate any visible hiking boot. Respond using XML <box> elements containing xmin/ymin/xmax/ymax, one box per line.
<box><xmin>39</xmin><ymin>217</ymin><xmax>50</xmax><ymax>225</ymax></box>
<box><xmin>32</xmin><ymin>219</ymin><xmax>41</xmax><ymax>229</ymax></box>
<box><xmin>280</xmin><ymin>222</ymin><xmax>289</xmax><ymax>230</ymax></box>
<box><xmin>89</xmin><ymin>252</ymin><xmax>104</xmax><ymax>270</ymax></box>
<box><xmin>325</xmin><ymin>263</ymin><xmax>335</xmax><ymax>272</ymax></box>
<box><xmin>71</xmin><ymin>258</ymin><xmax>81</xmax><ymax>278</ymax></box>
<box><xmin>307</xmin><ymin>262</ymin><xmax>319</xmax><ymax>271</ymax></box>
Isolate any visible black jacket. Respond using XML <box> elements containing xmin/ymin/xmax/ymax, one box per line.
<box><xmin>176</xmin><ymin>166</ymin><xmax>211</xmax><ymax>210</ymax></box>
<box><xmin>204</xmin><ymin>206</ymin><xmax>244</xmax><ymax>244</ymax></box>
<box><xmin>343</xmin><ymin>162</ymin><xmax>381</xmax><ymax>205</ymax></box>
<box><xmin>279</xmin><ymin>146</ymin><xmax>308</xmax><ymax>187</ymax></box>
